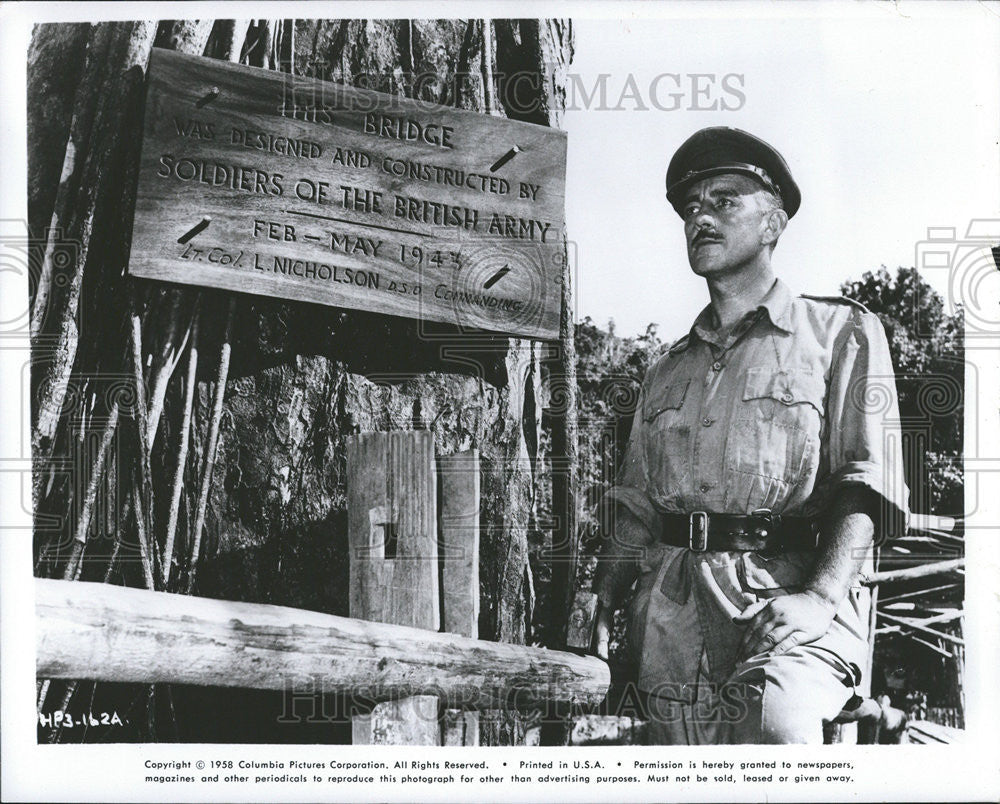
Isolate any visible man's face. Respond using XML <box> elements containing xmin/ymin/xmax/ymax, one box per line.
<box><xmin>682</xmin><ymin>174</ymin><xmax>777</xmax><ymax>278</ymax></box>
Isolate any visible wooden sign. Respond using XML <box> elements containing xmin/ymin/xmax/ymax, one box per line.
<box><xmin>129</xmin><ymin>49</ymin><xmax>566</xmax><ymax>339</ymax></box>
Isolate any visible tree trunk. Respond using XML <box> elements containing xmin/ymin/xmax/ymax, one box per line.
<box><xmin>28</xmin><ymin>17</ymin><xmax>574</xmax><ymax>746</ymax></box>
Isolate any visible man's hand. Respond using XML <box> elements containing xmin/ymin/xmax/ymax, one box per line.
<box><xmin>733</xmin><ymin>590</ymin><xmax>838</xmax><ymax>660</ymax></box>
<box><xmin>733</xmin><ymin>487</ymin><xmax>878</xmax><ymax>662</ymax></box>
<box><xmin>591</xmin><ymin>602</ymin><xmax>613</xmax><ymax>660</ymax></box>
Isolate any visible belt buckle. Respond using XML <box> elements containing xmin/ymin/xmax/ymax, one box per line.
<box><xmin>750</xmin><ymin>508</ymin><xmax>774</xmax><ymax>537</ymax></box>
<box><xmin>688</xmin><ymin>511</ymin><xmax>709</xmax><ymax>552</ymax></box>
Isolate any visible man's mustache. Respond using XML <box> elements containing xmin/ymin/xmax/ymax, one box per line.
<box><xmin>692</xmin><ymin>229</ymin><xmax>723</xmax><ymax>245</ymax></box>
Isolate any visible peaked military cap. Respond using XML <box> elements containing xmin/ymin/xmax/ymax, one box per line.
<box><xmin>665</xmin><ymin>127</ymin><xmax>801</xmax><ymax>219</ymax></box>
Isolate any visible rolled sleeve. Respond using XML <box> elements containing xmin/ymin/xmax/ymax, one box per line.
<box><xmin>603</xmin><ymin>488</ymin><xmax>660</xmax><ymax>543</ymax></box>
<box><xmin>823</xmin><ymin>311</ymin><xmax>910</xmax><ymax>541</ymax></box>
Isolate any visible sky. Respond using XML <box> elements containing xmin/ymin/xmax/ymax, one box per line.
<box><xmin>562</xmin><ymin>6</ymin><xmax>1000</xmax><ymax>338</ymax></box>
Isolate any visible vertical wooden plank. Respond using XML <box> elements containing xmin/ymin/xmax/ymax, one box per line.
<box><xmin>347</xmin><ymin>431</ymin><xmax>440</xmax><ymax>744</ymax></box>
<box><xmin>442</xmin><ymin>707</ymin><xmax>479</xmax><ymax>747</ymax></box>
<box><xmin>865</xmin><ymin>549</ymin><xmax>881</xmax><ymax>699</ymax></box>
<box><xmin>439</xmin><ymin>449</ymin><xmax>480</xmax><ymax>746</ymax></box>
<box><xmin>347</xmin><ymin>431</ymin><xmax>439</xmax><ymax>629</ymax></box>
<box><xmin>439</xmin><ymin>450</ymin><xmax>480</xmax><ymax>636</ymax></box>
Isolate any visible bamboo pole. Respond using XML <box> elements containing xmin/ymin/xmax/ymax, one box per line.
<box><xmin>30</xmin><ymin>22</ymin><xmax>158</xmax><ymax>468</ymax></box>
<box><xmin>186</xmin><ymin>298</ymin><xmax>235</xmax><ymax>593</ymax></box>
<box><xmin>163</xmin><ymin>303</ymin><xmax>200</xmax><ymax>587</ymax></box>
<box><xmin>146</xmin><ymin>290</ymin><xmax>190</xmax><ymax>451</ymax></box>
<box><xmin>36</xmin><ymin>578</ymin><xmax>610</xmax><ymax>710</ymax></box>
<box><xmin>863</xmin><ymin>558</ymin><xmax>964</xmax><ymax>586</ymax></box>
<box><xmin>128</xmin><ymin>294</ymin><xmax>158</xmax><ymax>587</ymax></box>
<box><xmin>62</xmin><ymin>401</ymin><xmax>120</xmax><ymax>581</ymax></box>
<box><xmin>131</xmin><ymin>485</ymin><xmax>157</xmax><ymax>591</ymax></box>
<box><xmin>875</xmin><ymin>627</ymin><xmax>954</xmax><ymax>658</ymax></box>
<box><xmin>878</xmin><ymin>582</ymin><xmax>960</xmax><ymax>605</ymax></box>
<box><xmin>482</xmin><ymin>20</ymin><xmax>497</xmax><ymax>115</ymax></box>
<box><xmin>878</xmin><ymin>610</ymin><xmax>965</xmax><ymax>646</ymax></box>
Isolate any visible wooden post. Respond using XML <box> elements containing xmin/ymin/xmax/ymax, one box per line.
<box><xmin>865</xmin><ymin>548</ymin><xmax>881</xmax><ymax>698</ymax></box>
<box><xmin>439</xmin><ymin>449</ymin><xmax>481</xmax><ymax>746</ymax></box>
<box><xmin>347</xmin><ymin>431</ymin><xmax>440</xmax><ymax>745</ymax></box>
<box><xmin>566</xmin><ymin>591</ymin><xmax>599</xmax><ymax>651</ymax></box>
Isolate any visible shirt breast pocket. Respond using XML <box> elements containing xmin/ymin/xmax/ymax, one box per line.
<box><xmin>642</xmin><ymin>379</ymin><xmax>692</xmax><ymax>498</ymax></box>
<box><xmin>730</xmin><ymin>367</ymin><xmax>825</xmax><ymax>487</ymax></box>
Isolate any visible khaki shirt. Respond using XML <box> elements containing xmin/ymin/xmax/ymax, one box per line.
<box><xmin>595</xmin><ymin>278</ymin><xmax>909</xmax><ymax>697</ymax></box>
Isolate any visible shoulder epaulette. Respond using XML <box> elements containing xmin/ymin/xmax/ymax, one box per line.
<box><xmin>799</xmin><ymin>293</ymin><xmax>870</xmax><ymax>313</ymax></box>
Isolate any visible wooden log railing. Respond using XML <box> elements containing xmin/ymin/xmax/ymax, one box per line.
<box><xmin>35</xmin><ymin>578</ymin><xmax>610</xmax><ymax>711</ymax></box>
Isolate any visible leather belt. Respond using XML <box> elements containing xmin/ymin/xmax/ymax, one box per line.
<box><xmin>660</xmin><ymin>509</ymin><xmax>819</xmax><ymax>552</ymax></box>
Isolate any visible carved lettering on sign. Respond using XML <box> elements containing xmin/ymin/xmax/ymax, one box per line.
<box><xmin>129</xmin><ymin>49</ymin><xmax>566</xmax><ymax>339</ymax></box>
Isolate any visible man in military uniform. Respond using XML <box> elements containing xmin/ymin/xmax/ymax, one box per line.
<box><xmin>591</xmin><ymin>127</ymin><xmax>909</xmax><ymax>744</ymax></box>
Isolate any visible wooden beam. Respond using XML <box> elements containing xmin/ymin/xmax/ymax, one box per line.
<box><xmin>36</xmin><ymin>579</ymin><xmax>609</xmax><ymax>709</ymax></box>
